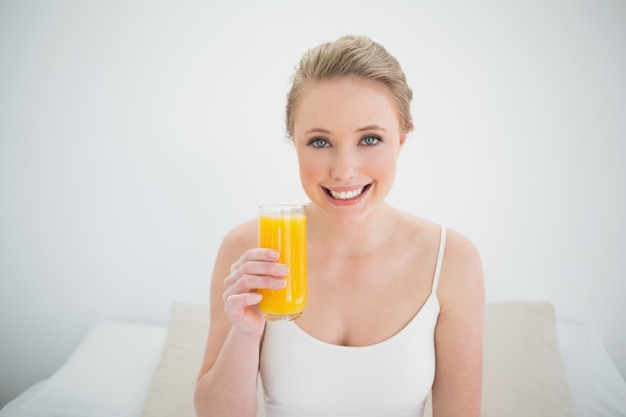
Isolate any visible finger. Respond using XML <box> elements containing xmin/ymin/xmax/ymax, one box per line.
<box><xmin>225</xmin><ymin>260</ymin><xmax>288</xmax><ymax>289</ymax></box>
<box><xmin>238</xmin><ymin>260</ymin><xmax>289</xmax><ymax>279</ymax></box>
<box><xmin>231</xmin><ymin>249</ymin><xmax>280</xmax><ymax>273</ymax></box>
<box><xmin>223</xmin><ymin>292</ymin><xmax>263</xmax><ymax>317</ymax></box>
<box><xmin>223</xmin><ymin>274</ymin><xmax>287</xmax><ymax>301</ymax></box>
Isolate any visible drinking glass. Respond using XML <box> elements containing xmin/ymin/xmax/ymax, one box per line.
<box><xmin>258</xmin><ymin>205</ymin><xmax>307</xmax><ymax>321</ymax></box>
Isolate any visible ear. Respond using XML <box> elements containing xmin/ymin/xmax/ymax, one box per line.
<box><xmin>399</xmin><ymin>133</ymin><xmax>407</xmax><ymax>148</ymax></box>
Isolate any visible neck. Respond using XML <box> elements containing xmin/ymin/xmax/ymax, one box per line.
<box><xmin>306</xmin><ymin>202</ymin><xmax>398</xmax><ymax>258</ymax></box>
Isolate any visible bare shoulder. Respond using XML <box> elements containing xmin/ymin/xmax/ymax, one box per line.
<box><xmin>218</xmin><ymin>218</ymin><xmax>258</xmax><ymax>256</ymax></box>
<box><xmin>393</xmin><ymin>210</ymin><xmax>483</xmax><ymax>306</ymax></box>
<box><xmin>393</xmin><ymin>209</ymin><xmax>439</xmax><ymax>239</ymax></box>
<box><xmin>438</xmin><ymin>227</ymin><xmax>484</xmax><ymax>312</ymax></box>
<box><xmin>442</xmin><ymin>227</ymin><xmax>482</xmax><ymax>271</ymax></box>
<box><xmin>208</xmin><ymin>217</ymin><xmax>258</xmax><ymax>318</ymax></box>
<box><xmin>431</xmin><ymin>227</ymin><xmax>484</xmax><ymax>415</ymax></box>
<box><xmin>393</xmin><ymin>210</ymin><xmax>480</xmax><ymax>258</ymax></box>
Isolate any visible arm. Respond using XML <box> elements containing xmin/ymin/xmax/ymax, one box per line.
<box><xmin>431</xmin><ymin>229</ymin><xmax>485</xmax><ymax>417</ymax></box>
<box><xmin>194</xmin><ymin>222</ymin><xmax>287</xmax><ymax>417</ymax></box>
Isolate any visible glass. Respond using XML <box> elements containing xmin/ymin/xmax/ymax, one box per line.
<box><xmin>257</xmin><ymin>205</ymin><xmax>307</xmax><ymax>321</ymax></box>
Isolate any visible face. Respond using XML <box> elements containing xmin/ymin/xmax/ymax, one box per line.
<box><xmin>292</xmin><ymin>77</ymin><xmax>407</xmax><ymax>224</ymax></box>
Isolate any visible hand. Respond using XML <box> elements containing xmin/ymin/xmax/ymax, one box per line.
<box><xmin>222</xmin><ymin>248</ymin><xmax>288</xmax><ymax>336</ymax></box>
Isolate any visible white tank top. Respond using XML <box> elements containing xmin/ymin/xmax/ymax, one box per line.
<box><xmin>260</xmin><ymin>225</ymin><xmax>446</xmax><ymax>417</ymax></box>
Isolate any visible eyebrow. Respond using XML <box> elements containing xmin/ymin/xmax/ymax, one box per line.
<box><xmin>303</xmin><ymin>125</ymin><xmax>388</xmax><ymax>135</ymax></box>
<box><xmin>357</xmin><ymin>124</ymin><xmax>388</xmax><ymax>133</ymax></box>
<box><xmin>303</xmin><ymin>127</ymin><xmax>331</xmax><ymax>135</ymax></box>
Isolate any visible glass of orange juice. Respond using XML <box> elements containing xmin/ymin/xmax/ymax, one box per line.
<box><xmin>258</xmin><ymin>205</ymin><xmax>307</xmax><ymax>321</ymax></box>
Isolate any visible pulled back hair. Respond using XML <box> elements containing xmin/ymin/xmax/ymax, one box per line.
<box><xmin>285</xmin><ymin>35</ymin><xmax>414</xmax><ymax>139</ymax></box>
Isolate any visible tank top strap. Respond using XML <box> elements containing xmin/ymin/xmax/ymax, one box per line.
<box><xmin>431</xmin><ymin>225</ymin><xmax>447</xmax><ymax>295</ymax></box>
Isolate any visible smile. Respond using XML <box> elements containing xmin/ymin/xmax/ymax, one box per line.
<box><xmin>324</xmin><ymin>184</ymin><xmax>371</xmax><ymax>201</ymax></box>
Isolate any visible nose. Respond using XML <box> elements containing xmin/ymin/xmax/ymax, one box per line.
<box><xmin>330</xmin><ymin>148</ymin><xmax>358</xmax><ymax>181</ymax></box>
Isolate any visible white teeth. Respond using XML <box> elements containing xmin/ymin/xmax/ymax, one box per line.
<box><xmin>329</xmin><ymin>187</ymin><xmax>365</xmax><ymax>200</ymax></box>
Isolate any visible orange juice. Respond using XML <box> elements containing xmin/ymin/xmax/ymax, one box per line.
<box><xmin>258</xmin><ymin>205</ymin><xmax>307</xmax><ymax>321</ymax></box>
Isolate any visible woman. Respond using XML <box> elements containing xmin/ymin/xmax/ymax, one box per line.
<box><xmin>195</xmin><ymin>35</ymin><xmax>484</xmax><ymax>417</ymax></box>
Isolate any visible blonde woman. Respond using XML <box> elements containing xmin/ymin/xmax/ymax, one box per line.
<box><xmin>195</xmin><ymin>35</ymin><xmax>484</xmax><ymax>417</ymax></box>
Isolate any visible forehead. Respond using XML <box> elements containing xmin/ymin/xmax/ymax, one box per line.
<box><xmin>293</xmin><ymin>77</ymin><xmax>401</xmax><ymax>133</ymax></box>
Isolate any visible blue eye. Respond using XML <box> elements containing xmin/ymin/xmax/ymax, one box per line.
<box><xmin>361</xmin><ymin>135</ymin><xmax>381</xmax><ymax>146</ymax></box>
<box><xmin>309</xmin><ymin>138</ymin><xmax>329</xmax><ymax>148</ymax></box>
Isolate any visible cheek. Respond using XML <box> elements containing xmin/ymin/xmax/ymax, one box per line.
<box><xmin>368</xmin><ymin>152</ymin><xmax>398</xmax><ymax>178</ymax></box>
<box><xmin>296</xmin><ymin>151</ymin><xmax>325</xmax><ymax>183</ymax></box>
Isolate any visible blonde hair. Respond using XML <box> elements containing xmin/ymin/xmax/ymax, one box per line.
<box><xmin>285</xmin><ymin>35</ymin><xmax>414</xmax><ymax>139</ymax></box>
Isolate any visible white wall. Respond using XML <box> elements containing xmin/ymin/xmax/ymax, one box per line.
<box><xmin>1</xmin><ymin>0</ymin><xmax>625</xmax><ymax>406</ymax></box>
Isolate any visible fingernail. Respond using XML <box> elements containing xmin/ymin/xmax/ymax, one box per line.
<box><xmin>278</xmin><ymin>264</ymin><xmax>289</xmax><ymax>275</ymax></box>
<box><xmin>269</xmin><ymin>251</ymin><xmax>280</xmax><ymax>260</ymax></box>
<box><xmin>275</xmin><ymin>279</ymin><xmax>287</xmax><ymax>288</ymax></box>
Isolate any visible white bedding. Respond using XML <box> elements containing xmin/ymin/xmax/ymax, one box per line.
<box><xmin>556</xmin><ymin>317</ymin><xmax>626</xmax><ymax>416</ymax></box>
<box><xmin>1</xmin><ymin>308</ymin><xmax>625</xmax><ymax>417</ymax></box>
<box><xmin>0</xmin><ymin>321</ymin><xmax>167</xmax><ymax>417</ymax></box>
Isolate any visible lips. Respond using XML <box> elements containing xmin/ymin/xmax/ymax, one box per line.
<box><xmin>323</xmin><ymin>184</ymin><xmax>372</xmax><ymax>201</ymax></box>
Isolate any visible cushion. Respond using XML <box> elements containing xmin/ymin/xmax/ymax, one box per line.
<box><xmin>142</xmin><ymin>302</ymin><xmax>576</xmax><ymax>417</ymax></box>
<box><xmin>141</xmin><ymin>303</ymin><xmax>213</xmax><ymax>417</ymax></box>
<box><xmin>481</xmin><ymin>302</ymin><xmax>576</xmax><ymax>417</ymax></box>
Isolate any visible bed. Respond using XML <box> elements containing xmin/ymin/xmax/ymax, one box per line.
<box><xmin>1</xmin><ymin>302</ymin><xmax>625</xmax><ymax>417</ymax></box>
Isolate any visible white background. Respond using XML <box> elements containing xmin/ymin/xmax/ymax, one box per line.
<box><xmin>1</xmin><ymin>0</ymin><xmax>625</xmax><ymax>406</ymax></box>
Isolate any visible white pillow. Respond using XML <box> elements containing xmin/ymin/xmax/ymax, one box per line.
<box><xmin>3</xmin><ymin>321</ymin><xmax>166</xmax><ymax>417</ymax></box>
<box><xmin>557</xmin><ymin>317</ymin><xmax>626</xmax><ymax>416</ymax></box>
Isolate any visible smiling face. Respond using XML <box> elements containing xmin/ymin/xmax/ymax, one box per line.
<box><xmin>292</xmin><ymin>76</ymin><xmax>407</xmax><ymax>224</ymax></box>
